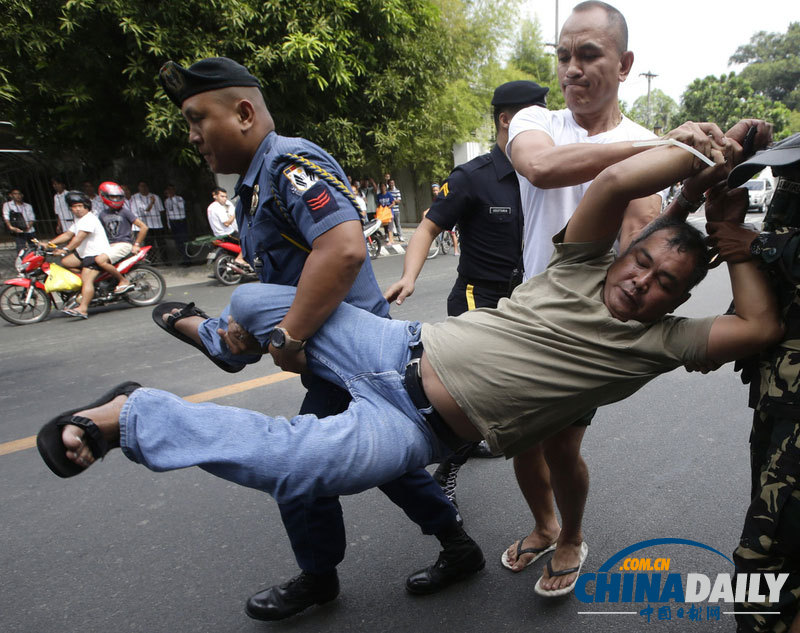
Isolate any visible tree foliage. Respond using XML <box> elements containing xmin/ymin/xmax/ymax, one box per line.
<box><xmin>0</xmin><ymin>0</ymin><xmax>520</xmax><ymax>181</ymax></box>
<box><xmin>677</xmin><ymin>72</ymin><xmax>790</xmax><ymax>137</ymax></box>
<box><xmin>628</xmin><ymin>88</ymin><xmax>678</xmax><ymax>131</ymax></box>
<box><xmin>730</xmin><ymin>22</ymin><xmax>800</xmax><ymax>111</ymax></box>
<box><xmin>507</xmin><ymin>17</ymin><xmax>565</xmax><ymax>111</ymax></box>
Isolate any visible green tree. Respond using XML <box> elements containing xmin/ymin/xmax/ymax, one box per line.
<box><xmin>0</xmin><ymin>0</ymin><xmax>518</xmax><ymax>182</ymax></box>
<box><xmin>507</xmin><ymin>17</ymin><xmax>565</xmax><ymax>111</ymax></box>
<box><xmin>677</xmin><ymin>72</ymin><xmax>790</xmax><ymax>137</ymax></box>
<box><xmin>628</xmin><ymin>88</ymin><xmax>678</xmax><ymax>132</ymax></box>
<box><xmin>730</xmin><ymin>22</ymin><xmax>800</xmax><ymax>110</ymax></box>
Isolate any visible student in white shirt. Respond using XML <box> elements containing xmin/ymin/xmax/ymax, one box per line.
<box><xmin>52</xmin><ymin>178</ymin><xmax>73</xmax><ymax>233</ymax></box>
<box><xmin>164</xmin><ymin>184</ymin><xmax>190</xmax><ymax>265</ymax></box>
<box><xmin>206</xmin><ymin>187</ymin><xmax>237</xmax><ymax>235</ymax></box>
<box><xmin>2</xmin><ymin>188</ymin><xmax>37</xmax><ymax>251</ymax></box>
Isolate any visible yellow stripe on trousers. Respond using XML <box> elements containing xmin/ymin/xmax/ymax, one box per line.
<box><xmin>466</xmin><ymin>284</ymin><xmax>476</xmax><ymax>311</ymax></box>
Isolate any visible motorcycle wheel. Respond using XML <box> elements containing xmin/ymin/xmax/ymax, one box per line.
<box><xmin>367</xmin><ymin>235</ymin><xmax>382</xmax><ymax>260</ymax></box>
<box><xmin>214</xmin><ymin>253</ymin><xmax>242</xmax><ymax>286</ymax></box>
<box><xmin>0</xmin><ymin>284</ymin><xmax>52</xmax><ymax>325</ymax></box>
<box><xmin>124</xmin><ymin>265</ymin><xmax>166</xmax><ymax>306</ymax></box>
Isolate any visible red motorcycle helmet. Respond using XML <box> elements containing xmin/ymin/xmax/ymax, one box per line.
<box><xmin>98</xmin><ymin>181</ymin><xmax>125</xmax><ymax>210</ymax></box>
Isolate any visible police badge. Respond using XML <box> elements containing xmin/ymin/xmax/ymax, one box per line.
<box><xmin>159</xmin><ymin>61</ymin><xmax>186</xmax><ymax>100</ymax></box>
<box><xmin>250</xmin><ymin>184</ymin><xmax>259</xmax><ymax>215</ymax></box>
<box><xmin>282</xmin><ymin>164</ymin><xmax>318</xmax><ymax>194</ymax></box>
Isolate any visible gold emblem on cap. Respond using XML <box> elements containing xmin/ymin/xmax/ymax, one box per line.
<box><xmin>160</xmin><ymin>62</ymin><xmax>186</xmax><ymax>96</ymax></box>
<box><xmin>250</xmin><ymin>184</ymin><xmax>259</xmax><ymax>215</ymax></box>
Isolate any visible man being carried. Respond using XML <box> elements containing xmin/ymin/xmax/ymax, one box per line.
<box><xmin>38</xmin><ymin>122</ymin><xmax>782</xmax><ymax>613</ymax></box>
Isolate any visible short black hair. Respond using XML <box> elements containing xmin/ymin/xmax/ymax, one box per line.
<box><xmin>626</xmin><ymin>216</ymin><xmax>709</xmax><ymax>290</ymax></box>
<box><xmin>494</xmin><ymin>103</ymin><xmax>540</xmax><ymax>133</ymax></box>
<box><xmin>572</xmin><ymin>1</ymin><xmax>628</xmax><ymax>53</ymax></box>
<box><xmin>212</xmin><ymin>187</ymin><xmax>227</xmax><ymax>195</ymax></box>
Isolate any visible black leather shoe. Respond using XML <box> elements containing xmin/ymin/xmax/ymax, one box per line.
<box><xmin>405</xmin><ymin>530</ymin><xmax>485</xmax><ymax>595</ymax></box>
<box><xmin>245</xmin><ymin>570</ymin><xmax>339</xmax><ymax>621</ymax></box>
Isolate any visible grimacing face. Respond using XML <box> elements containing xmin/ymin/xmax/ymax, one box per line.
<box><xmin>557</xmin><ymin>7</ymin><xmax>630</xmax><ymax>117</ymax></box>
<box><xmin>603</xmin><ymin>231</ymin><xmax>695</xmax><ymax>323</ymax></box>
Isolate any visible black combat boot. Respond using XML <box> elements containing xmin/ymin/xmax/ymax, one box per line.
<box><xmin>405</xmin><ymin>525</ymin><xmax>485</xmax><ymax>595</ymax></box>
<box><xmin>245</xmin><ymin>570</ymin><xmax>339</xmax><ymax>620</ymax></box>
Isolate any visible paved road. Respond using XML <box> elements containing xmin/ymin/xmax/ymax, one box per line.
<box><xmin>1</xmin><ymin>250</ymin><xmax>753</xmax><ymax>632</ymax></box>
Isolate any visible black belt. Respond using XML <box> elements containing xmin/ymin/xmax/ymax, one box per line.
<box><xmin>404</xmin><ymin>345</ymin><xmax>469</xmax><ymax>452</ymax></box>
<box><xmin>458</xmin><ymin>274</ymin><xmax>510</xmax><ymax>293</ymax></box>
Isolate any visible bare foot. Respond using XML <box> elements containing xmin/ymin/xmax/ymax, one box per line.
<box><xmin>163</xmin><ymin>309</ymin><xmax>204</xmax><ymax>345</ymax></box>
<box><xmin>537</xmin><ymin>541</ymin><xmax>586</xmax><ymax>592</ymax></box>
<box><xmin>504</xmin><ymin>528</ymin><xmax>559</xmax><ymax>572</ymax></box>
<box><xmin>63</xmin><ymin>395</ymin><xmax>127</xmax><ymax>469</ymax></box>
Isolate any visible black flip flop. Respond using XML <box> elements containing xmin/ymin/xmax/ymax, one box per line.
<box><xmin>37</xmin><ymin>381</ymin><xmax>142</xmax><ymax>478</ymax></box>
<box><xmin>152</xmin><ymin>302</ymin><xmax>244</xmax><ymax>374</ymax></box>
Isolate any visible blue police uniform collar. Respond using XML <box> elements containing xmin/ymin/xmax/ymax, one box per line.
<box><xmin>490</xmin><ymin>143</ymin><xmax>515</xmax><ymax>181</ymax></box>
<box><xmin>235</xmin><ymin>131</ymin><xmax>276</xmax><ymax>197</ymax></box>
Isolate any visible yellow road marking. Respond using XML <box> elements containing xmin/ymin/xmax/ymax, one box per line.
<box><xmin>0</xmin><ymin>371</ymin><xmax>298</xmax><ymax>457</ymax></box>
<box><xmin>0</xmin><ymin>437</ymin><xmax>36</xmax><ymax>456</ymax></box>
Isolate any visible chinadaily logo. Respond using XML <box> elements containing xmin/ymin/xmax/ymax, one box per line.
<box><xmin>575</xmin><ymin>538</ymin><xmax>787</xmax><ymax>624</ymax></box>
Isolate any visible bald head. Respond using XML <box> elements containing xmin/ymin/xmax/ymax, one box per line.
<box><xmin>569</xmin><ymin>1</ymin><xmax>628</xmax><ymax>54</ymax></box>
<box><xmin>181</xmin><ymin>86</ymin><xmax>274</xmax><ymax>175</ymax></box>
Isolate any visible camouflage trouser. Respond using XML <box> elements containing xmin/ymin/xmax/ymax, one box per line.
<box><xmin>734</xmin><ymin>410</ymin><xmax>800</xmax><ymax>632</ymax></box>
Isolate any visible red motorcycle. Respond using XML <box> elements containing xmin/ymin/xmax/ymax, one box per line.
<box><xmin>208</xmin><ymin>237</ymin><xmax>257</xmax><ymax>286</ymax></box>
<box><xmin>0</xmin><ymin>243</ymin><xmax>166</xmax><ymax>325</ymax></box>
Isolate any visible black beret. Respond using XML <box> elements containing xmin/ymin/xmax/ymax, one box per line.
<box><xmin>729</xmin><ymin>133</ymin><xmax>800</xmax><ymax>187</ymax></box>
<box><xmin>491</xmin><ymin>80</ymin><xmax>549</xmax><ymax>108</ymax></box>
<box><xmin>159</xmin><ymin>57</ymin><xmax>261</xmax><ymax>107</ymax></box>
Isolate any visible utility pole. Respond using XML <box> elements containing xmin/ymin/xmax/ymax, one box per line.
<box><xmin>546</xmin><ymin>0</ymin><xmax>560</xmax><ymax>75</ymax></box>
<box><xmin>640</xmin><ymin>71</ymin><xmax>658</xmax><ymax>130</ymax></box>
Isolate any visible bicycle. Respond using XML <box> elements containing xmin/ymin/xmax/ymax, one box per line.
<box><xmin>427</xmin><ymin>228</ymin><xmax>459</xmax><ymax>259</ymax></box>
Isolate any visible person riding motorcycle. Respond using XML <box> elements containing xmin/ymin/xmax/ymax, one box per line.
<box><xmin>46</xmin><ymin>191</ymin><xmax>111</xmax><ymax>319</ymax></box>
<box><xmin>95</xmin><ymin>181</ymin><xmax>149</xmax><ymax>294</ymax></box>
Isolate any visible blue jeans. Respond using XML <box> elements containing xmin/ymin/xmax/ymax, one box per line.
<box><xmin>121</xmin><ymin>285</ymin><xmax>457</xmax><ymax>571</ymax></box>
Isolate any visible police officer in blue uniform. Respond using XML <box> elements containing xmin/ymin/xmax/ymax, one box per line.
<box><xmin>156</xmin><ymin>57</ymin><xmax>484</xmax><ymax>621</ymax></box>
<box><xmin>385</xmin><ymin>80</ymin><xmax>549</xmax><ymax>506</ymax></box>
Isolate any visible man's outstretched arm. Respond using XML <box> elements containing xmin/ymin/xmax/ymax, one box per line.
<box><xmin>564</xmin><ymin>122</ymin><xmax>725</xmax><ymax>245</ymax></box>
<box><xmin>704</xmin><ymin>256</ymin><xmax>783</xmax><ymax>364</ymax></box>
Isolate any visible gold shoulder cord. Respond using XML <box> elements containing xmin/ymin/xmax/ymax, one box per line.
<box><xmin>269</xmin><ymin>153</ymin><xmax>359</xmax><ymax>253</ymax></box>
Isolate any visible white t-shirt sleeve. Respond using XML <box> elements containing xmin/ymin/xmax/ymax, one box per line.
<box><xmin>507</xmin><ymin>105</ymin><xmax>553</xmax><ymax>157</ymax></box>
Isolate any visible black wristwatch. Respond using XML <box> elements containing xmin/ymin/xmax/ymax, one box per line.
<box><xmin>269</xmin><ymin>327</ymin><xmax>305</xmax><ymax>352</ymax></box>
<box><xmin>750</xmin><ymin>232</ymin><xmax>776</xmax><ymax>260</ymax></box>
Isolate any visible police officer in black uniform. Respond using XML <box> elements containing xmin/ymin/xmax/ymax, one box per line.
<box><xmin>384</xmin><ymin>80</ymin><xmax>549</xmax><ymax>508</ymax></box>
<box><xmin>385</xmin><ymin>80</ymin><xmax>548</xmax><ymax>315</ymax></box>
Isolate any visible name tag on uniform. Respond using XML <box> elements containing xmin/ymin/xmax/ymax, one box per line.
<box><xmin>489</xmin><ymin>207</ymin><xmax>511</xmax><ymax>216</ymax></box>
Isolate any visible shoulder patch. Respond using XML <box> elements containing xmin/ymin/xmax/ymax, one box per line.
<box><xmin>282</xmin><ymin>163</ymin><xmax>318</xmax><ymax>194</ymax></box>
<box><xmin>303</xmin><ymin>182</ymin><xmax>339</xmax><ymax>223</ymax></box>
<box><xmin>441</xmin><ymin>182</ymin><xmax>450</xmax><ymax>198</ymax></box>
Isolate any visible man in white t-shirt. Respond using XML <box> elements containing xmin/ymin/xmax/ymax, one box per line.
<box><xmin>500</xmin><ymin>0</ymin><xmax>670</xmax><ymax>595</ymax></box>
<box><xmin>47</xmin><ymin>191</ymin><xmax>111</xmax><ymax>319</ymax></box>
<box><xmin>207</xmin><ymin>187</ymin><xmax>237</xmax><ymax>236</ymax></box>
